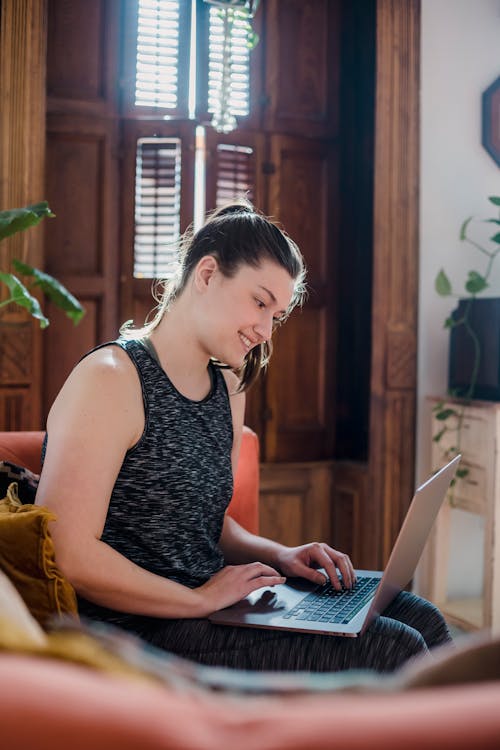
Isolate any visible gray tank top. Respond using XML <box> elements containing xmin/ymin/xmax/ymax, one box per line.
<box><xmin>76</xmin><ymin>338</ymin><xmax>234</xmax><ymax>626</ymax></box>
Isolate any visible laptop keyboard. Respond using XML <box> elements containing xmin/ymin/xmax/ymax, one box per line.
<box><xmin>282</xmin><ymin>576</ymin><xmax>380</xmax><ymax>625</ymax></box>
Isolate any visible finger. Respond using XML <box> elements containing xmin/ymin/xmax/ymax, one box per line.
<box><xmin>317</xmin><ymin>554</ymin><xmax>344</xmax><ymax>590</ymax></box>
<box><xmin>291</xmin><ymin>560</ymin><xmax>330</xmax><ymax>587</ymax></box>
<box><xmin>324</xmin><ymin>547</ymin><xmax>356</xmax><ymax>588</ymax></box>
<box><xmin>245</xmin><ymin>561</ymin><xmax>283</xmax><ymax>579</ymax></box>
<box><xmin>244</xmin><ymin>575</ymin><xmax>286</xmax><ymax>597</ymax></box>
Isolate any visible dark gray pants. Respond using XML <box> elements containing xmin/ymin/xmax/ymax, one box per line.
<box><xmin>131</xmin><ymin>591</ymin><xmax>452</xmax><ymax>673</ymax></box>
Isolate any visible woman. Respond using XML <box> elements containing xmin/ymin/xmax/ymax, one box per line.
<box><xmin>36</xmin><ymin>201</ymin><xmax>451</xmax><ymax>672</ymax></box>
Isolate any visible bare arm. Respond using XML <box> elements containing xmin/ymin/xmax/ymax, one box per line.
<box><xmin>219</xmin><ymin>372</ymin><xmax>356</xmax><ymax>590</ymax></box>
<box><xmin>36</xmin><ymin>348</ymin><xmax>284</xmax><ymax>617</ymax></box>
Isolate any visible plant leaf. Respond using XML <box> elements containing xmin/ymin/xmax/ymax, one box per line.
<box><xmin>465</xmin><ymin>270</ymin><xmax>488</xmax><ymax>295</ymax></box>
<box><xmin>459</xmin><ymin>216</ymin><xmax>473</xmax><ymax>240</ymax></box>
<box><xmin>435</xmin><ymin>408</ymin><xmax>458</xmax><ymax>421</ymax></box>
<box><xmin>488</xmin><ymin>196</ymin><xmax>500</xmax><ymax>206</ymax></box>
<box><xmin>433</xmin><ymin>428</ymin><xmax>446</xmax><ymax>443</ymax></box>
<box><xmin>485</xmin><ymin>219</ymin><xmax>500</xmax><ymax>226</ymax></box>
<box><xmin>12</xmin><ymin>259</ymin><xmax>85</xmax><ymax>324</ymax></box>
<box><xmin>0</xmin><ymin>272</ymin><xmax>49</xmax><ymax>327</ymax></box>
<box><xmin>490</xmin><ymin>232</ymin><xmax>500</xmax><ymax>244</ymax></box>
<box><xmin>435</xmin><ymin>269</ymin><xmax>452</xmax><ymax>296</ymax></box>
<box><xmin>444</xmin><ymin>316</ymin><xmax>457</xmax><ymax>329</ymax></box>
<box><xmin>246</xmin><ymin>30</ymin><xmax>259</xmax><ymax>49</ymax></box>
<box><xmin>0</xmin><ymin>202</ymin><xmax>55</xmax><ymax>241</ymax></box>
<box><xmin>456</xmin><ymin>467</ymin><xmax>469</xmax><ymax>479</ymax></box>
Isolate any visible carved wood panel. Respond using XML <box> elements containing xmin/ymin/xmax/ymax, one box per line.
<box><xmin>265</xmin><ymin>134</ymin><xmax>337</xmax><ymax>461</ymax></box>
<box><xmin>42</xmin><ymin>0</ymin><xmax>122</xmax><ymax>421</ymax></box>
<box><xmin>367</xmin><ymin>0</ymin><xmax>420</xmax><ymax>568</ymax></box>
<box><xmin>43</xmin><ymin>114</ymin><xmax>121</xmax><ymax>417</ymax></box>
<box><xmin>263</xmin><ymin>0</ymin><xmax>341</xmax><ymax>138</ymax></box>
<box><xmin>47</xmin><ymin>0</ymin><xmax>119</xmax><ymax>115</ymax></box>
<box><xmin>260</xmin><ymin>461</ymin><xmax>333</xmax><ymax>547</ymax></box>
<box><xmin>331</xmin><ymin>461</ymin><xmax>368</xmax><ymax>565</ymax></box>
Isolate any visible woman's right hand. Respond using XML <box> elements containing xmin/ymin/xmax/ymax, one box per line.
<box><xmin>196</xmin><ymin>563</ymin><xmax>286</xmax><ymax>616</ymax></box>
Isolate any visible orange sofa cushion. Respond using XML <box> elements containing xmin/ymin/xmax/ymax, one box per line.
<box><xmin>0</xmin><ymin>427</ymin><xmax>260</xmax><ymax>533</ymax></box>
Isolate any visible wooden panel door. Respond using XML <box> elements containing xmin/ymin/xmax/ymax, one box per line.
<box><xmin>43</xmin><ymin>114</ymin><xmax>121</xmax><ymax>411</ymax></box>
<box><xmin>263</xmin><ymin>0</ymin><xmax>341</xmax><ymax>138</ymax></box>
<box><xmin>42</xmin><ymin>0</ymin><xmax>122</xmax><ymax>418</ymax></box>
<box><xmin>260</xmin><ymin>461</ymin><xmax>333</xmax><ymax>546</ymax></box>
<box><xmin>264</xmin><ymin>134</ymin><xmax>338</xmax><ymax>462</ymax></box>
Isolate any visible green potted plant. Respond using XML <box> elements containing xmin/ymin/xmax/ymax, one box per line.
<box><xmin>0</xmin><ymin>202</ymin><xmax>84</xmax><ymax>326</ymax></box>
<box><xmin>433</xmin><ymin>194</ymin><xmax>500</xmax><ymax>481</ymax></box>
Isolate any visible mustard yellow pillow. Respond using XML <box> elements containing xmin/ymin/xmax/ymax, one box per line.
<box><xmin>0</xmin><ymin>482</ymin><xmax>78</xmax><ymax>627</ymax></box>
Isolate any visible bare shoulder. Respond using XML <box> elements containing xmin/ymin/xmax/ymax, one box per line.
<box><xmin>47</xmin><ymin>343</ymin><xmax>144</xmax><ymax>446</ymax></box>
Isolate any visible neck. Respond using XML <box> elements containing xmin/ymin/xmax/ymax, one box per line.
<box><xmin>148</xmin><ymin>297</ymin><xmax>212</xmax><ymax>400</ymax></box>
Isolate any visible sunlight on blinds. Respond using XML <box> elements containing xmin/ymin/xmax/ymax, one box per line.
<box><xmin>135</xmin><ymin>0</ymin><xmax>180</xmax><ymax>108</ymax></box>
<box><xmin>215</xmin><ymin>143</ymin><xmax>254</xmax><ymax>207</ymax></box>
<box><xmin>134</xmin><ymin>138</ymin><xmax>181</xmax><ymax>278</ymax></box>
<box><xmin>208</xmin><ymin>7</ymin><xmax>251</xmax><ymax>119</ymax></box>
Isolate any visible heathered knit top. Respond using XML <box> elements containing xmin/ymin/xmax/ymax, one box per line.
<box><xmin>75</xmin><ymin>338</ymin><xmax>234</xmax><ymax>626</ymax></box>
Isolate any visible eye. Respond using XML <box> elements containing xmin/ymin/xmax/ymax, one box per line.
<box><xmin>255</xmin><ymin>297</ymin><xmax>266</xmax><ymax>309</ymax></box>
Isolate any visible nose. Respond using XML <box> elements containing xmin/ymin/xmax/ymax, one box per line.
<box><xmin>254</xmin><ymin>315</ymin><xmax>273</xmax><ymax>343</ymax></box>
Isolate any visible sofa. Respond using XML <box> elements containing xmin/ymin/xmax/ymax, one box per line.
<box><xmin>1</xmin><ymin>428</ymin><xmax>500</xmax><ymax>750</ymax></box>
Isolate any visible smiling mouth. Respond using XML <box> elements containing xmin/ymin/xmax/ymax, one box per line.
<box><xmin>239</xmin><ymin>333</ymin><xmax>253</xmax><ymax>352</ymax></box>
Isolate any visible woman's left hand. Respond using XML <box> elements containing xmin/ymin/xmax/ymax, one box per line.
<box><xmin>275</xmin><ymin>543</ymin><xmax>357</xmax><ymax>590</ymax></box>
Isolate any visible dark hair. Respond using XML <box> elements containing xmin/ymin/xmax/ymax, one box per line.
<box><xmin>123</xmin><ymin>199</ymin><xmax>306</xmax><ymax>390</ymax></box>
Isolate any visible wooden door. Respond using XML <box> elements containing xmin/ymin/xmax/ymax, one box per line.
<box><xmin>42</xmin><ymin>0</ymin><xmax>122</xmax><ymax>416</ymax></box>
<box><xmin>264</xmin><ymin>134</ymin><xmax>337</xmax><ymax>463</ymax></box>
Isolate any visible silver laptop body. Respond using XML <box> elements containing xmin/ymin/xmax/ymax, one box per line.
<box><xmin>209</xmin><ymin>455</ymin><xmax>460</xmax><ymax>637</ymax></box>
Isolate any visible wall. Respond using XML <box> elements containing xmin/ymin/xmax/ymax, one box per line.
<box><xmin>417</xmin><ymin>0</ymin><xmax>500</xmax><ymax>596</ymax></box>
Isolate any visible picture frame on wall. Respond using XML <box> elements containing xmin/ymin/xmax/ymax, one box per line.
<box><xmin>482</xmin><ymin>75</ymin><xmax>500</xmax><ymax>168</ymax></box>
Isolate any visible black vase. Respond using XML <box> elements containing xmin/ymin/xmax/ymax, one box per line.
<box><xmin>448</xmin><ymin>297</ymin><xmax>500</xmax><ymax>401</ymax></box>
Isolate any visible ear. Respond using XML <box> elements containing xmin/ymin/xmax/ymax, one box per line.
<box><xmin>194</xmin><ymin>255</ymin><xmax>219</xmax><ymax>292</ymax></box>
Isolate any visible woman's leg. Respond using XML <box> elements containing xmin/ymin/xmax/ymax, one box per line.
<box><xmin>132</xmin><ymin>612</ymin><xmax>429</xmax><ymax>673</ymax></box>
<box><xmin>382</xmin><ymin>590</ymin><xmax>452</xmax><ymax>648</ymax></box>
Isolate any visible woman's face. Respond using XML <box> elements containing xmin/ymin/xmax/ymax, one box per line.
<box><xmin>195</xmin><ymin>257</ymin><xmax>296</xmax><ymax>368</ymax></box>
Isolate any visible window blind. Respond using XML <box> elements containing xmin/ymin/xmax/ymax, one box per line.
<box><xmin>135</xmin><ymin>0</ymin><xmax>183</xmax><ymax>109</ymax></box>
<box><xmin>134</xmin><ymin>138</ymin><xmax>182</xmax><ymax>278</ymax></box>
<box><xmin>215</xmin><ymin>143</ymin><xmax>254</xmax><ymax>207</ymax></box>
<box><xmin>208</xmin><ymin>7</ymin><xmax>251</xmax><ymax>118</ymax></box>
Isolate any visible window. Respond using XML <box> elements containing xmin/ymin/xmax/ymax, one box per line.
<box><xmin>207</xmin><ymin>6</ymin><xmax>251</xmax><ymax>119</ymax></box>
<box><xmin>134</xmin><ymin>138</ymin><xmax>182</xmax><ymax>278</ymax></box>
<box><xmin>214</xmin><ymin>143</ymin><xmax>254</xmax><ymax>207</ymax></box>
<box><xmin>125</xmin><ymin>0</ymin><xmax>259</xmax><ymax>279</ymax></box>
<box><xmin>135</xmin><ymin>1</ymin><xmax>183</xmax><ymax>109</ymax></box>
<box><xmin>133</xmin><ymin>0</ymin><xmax>253</xmax><ymax>119</ymax></box>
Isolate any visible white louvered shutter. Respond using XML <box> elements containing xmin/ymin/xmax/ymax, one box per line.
<box><xmin>215</xmin><ymin>143</ymin><xmax>254</xmax><ymax>207</ymax></box>
<box><xmin>134</xmin><ymin>137</ymin><xmax>182</xmax><ymax>278</ymax></box>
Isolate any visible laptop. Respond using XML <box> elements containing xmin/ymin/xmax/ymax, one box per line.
<box><xmin>209</xmin><ymin>455</ymin><xmax>460</xmax><ymax>637</ymax></box>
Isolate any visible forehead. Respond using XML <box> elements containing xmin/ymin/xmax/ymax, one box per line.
<box><xmin>231</xmin><ymin>258</ymin><xmax>296</xmax><ymax>309</ymax></box>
